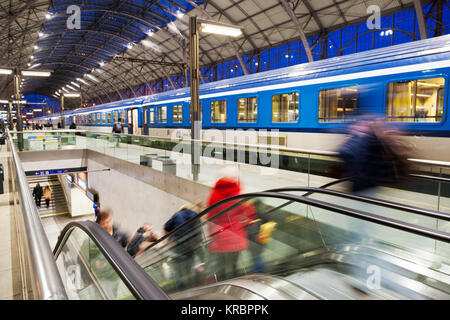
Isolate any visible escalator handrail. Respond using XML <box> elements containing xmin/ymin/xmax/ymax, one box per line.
<box><xmin>139</xmin><ymin>191</ymin><xmax>450</xmax><ymax>260</ymax></box>
<box><xmin>54</xmin><ymin>221</ymin><xmax>169</xmax><ymax>300</ymax></box>
<box><xmin>7</xmin><ymin>130</ymin><xmax>68</xmax><ymax>300</ymax></box>
<box><xmin>265</xmin><ymin>186</ymin><xmax>450</xmax><ymax>221</ymax></box>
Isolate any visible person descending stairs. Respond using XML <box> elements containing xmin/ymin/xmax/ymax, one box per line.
<box><xmin>27</xmin><ymin>175</ymin><xmax>69</xmax><ymax>217</ymax></box>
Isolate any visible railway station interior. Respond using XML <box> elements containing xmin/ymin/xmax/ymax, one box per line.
<box><xmin>0</xmin><ymin>0</ymin><xmax>449</xmax><ymax>301</ymax></box>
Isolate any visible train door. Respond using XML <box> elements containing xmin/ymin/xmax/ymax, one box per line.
<box><xmin>143</xmin><ymin>107</ymin><xmax>149</xmax><ymax>135</ymax></box>
<box><xmin>132</xmin><ymin>109</ymin><xmax>139</xmax><ymax>135</ymax></box>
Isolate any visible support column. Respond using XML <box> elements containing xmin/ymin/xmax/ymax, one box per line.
<box><xmin>60</xmin><ymin>96</ymin><xmax>65</xmax><ymax>129</ymax></box>
<box><xmin>13</xmin><ymin>70</ymin><xmax>23</xmax><ymax>151</ymax></box>
<box><xmin>7</xmin><ymin>101</ymin><xmax>13</xmax><ymax>131</ymax></box>
<box><xmin>414</xmin><ymin>0</ymin><xmax>428</xmax><ymax>40</ymax></box>
<box><xmin>190</xmin><ymin>16</ymin><xmax>201</xmax><ymax>181</ymax></box>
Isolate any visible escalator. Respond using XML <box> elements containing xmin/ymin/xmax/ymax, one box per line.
<box><xmin>133</xmin><ymin>188</ymin><xmax>450</xmax><ymax>300</ymax></box>
<box><xmin>53</xmin><ymin>221</ymin><xmax>169</xmax><ymax>300</ymax></box>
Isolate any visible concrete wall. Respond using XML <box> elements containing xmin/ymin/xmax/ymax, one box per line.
<box><xmin>19</xmin><ymin>149</ymin><xmax>88</xmax><ymax>173</ymax></box>
<box><xmin>58</xmin><ymin>174</ymin><xmax>94</xmax><ymax>217</ymax></box>
<box><xmin>85</xmin><ymin>150</ymin><xmax>210</xmax><ymax>237</ymax></box>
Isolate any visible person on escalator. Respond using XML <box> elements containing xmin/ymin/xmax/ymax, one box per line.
<box><xmin>206</xmin><ymin>167</ymin><xmax>257</xmax><ymax>282</ymax></box>
<box><xmin>163</xmin><ymin>203</ymin><xmax>204</xmax><ymax>290</ymax></box>
<box><xmin>96</xmin><ymin>209</ymin><xmax>129</xmax><ymax>248</ymax></box>
<box><xmin>127</xmin><ymin>223</ymin><xmax>159</xmax><ymax>258</ymax></box>
<box><xmin>83</xmin><ymin>209</ymin><xmax>130</xmax><ymax>298</ymax></box>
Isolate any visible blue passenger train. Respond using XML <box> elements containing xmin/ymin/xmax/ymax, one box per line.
<box><xmin>38</xmin><ymin>35</ymin><xmax>450</xmax><ymax>160</ymax></box>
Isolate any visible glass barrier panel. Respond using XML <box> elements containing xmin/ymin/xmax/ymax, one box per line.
<box><xmin>55</xmin><ymin>228</ymin><xmax>135</xmax><ymax>300</ymax></box>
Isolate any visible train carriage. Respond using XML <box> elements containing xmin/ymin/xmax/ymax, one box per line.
<box><xmin>40</xmin><ymin>34</ymin><xmax>450</xmax><ymax>160</ymax></box>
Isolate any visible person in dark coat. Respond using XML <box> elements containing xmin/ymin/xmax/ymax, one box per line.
<box><xmin>32</xmin><ymin>183</ymin><xmax>43</xmax><ymax>207</ymax></box>
<box><xmin>163</xmin><ymin>205</ymin><xmax>203</xmax><ymax>290</ymax></box>
<box><xmin>338</xmin><ymin>117</ymin><xmax>410</xmax><ymax>192</ymax></box>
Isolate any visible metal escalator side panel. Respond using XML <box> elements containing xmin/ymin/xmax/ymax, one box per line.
<box><xmin>54</xmin><ymin>221</ymin><xmax>170</xmax><ymax>300</ymax></box>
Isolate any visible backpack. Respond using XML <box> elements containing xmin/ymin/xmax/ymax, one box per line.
<box><xmin>113</xmin><ymin>122</ymin><xmax>122</xmax><ymax>132</ymax></box>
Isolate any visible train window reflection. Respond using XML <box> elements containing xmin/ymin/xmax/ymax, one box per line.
<box><xmin>272</xmin><ymin>93</ymin><xmax>299</xmax><ymax>123</ymax></box>
<box><xmin>319</xmin><ymin>86</ymin><xmax>357</xmax><ymax>122</ymax></box>
<box><xmin>113</xmin><ymin>111</ymin><xmax>118</xmax><ymax>123</ymax></box>
<box><xmin>211</xmin><ymin>100</ymin><xmax>227</xmax><ymax>123</ymax></box>
<box><xmin>107</xmin><ymin>112</ymin><xmax>112</xmax><ymax>124</ymax></box>
<box><xmin>238</xmin><ymin>97</ymin><xmax>257</xmax><ymax>122</ymax></box>
<box><xmin>172</xmin><ymin>105</ymin><xmax>183</xmax><ymax>123</ymax></box>
<box><xmin>102</xmin><ymin>112</ymin><xmax>106</xmax><ymax>124</ymax></box>
<box><xmin>387</xmin><ymin>77</ymin><xmax>445</xmax><ymax>122</ymax></box>
<box><xmin>120</xmin><ymin>111</ymin><xmax>125</xmax><ymax>123</ymax></box>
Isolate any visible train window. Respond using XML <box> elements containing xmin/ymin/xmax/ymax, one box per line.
<box><xmin>319</xmin><ymin>86</ymin><xmax>357</xmax><ymax>122</ymax></box>
<box><xmin>143</xmin><ymin>109</ymin><xmax>148</xmax><ymax>125</ymax></box>
<box><xmin>272</xmin><ymin>93</ymin><xmax>299</xmax><ymax>123</ymax></box>
<box><xmin>107</xmin><ymin>112</ymin><xmax>112</xmax><ymax>124</ymax></box>
<box><xmin>120</xmin><ymin>111</ymin><xmax>125</xmax><ymax>123</ymax></box>
<box><xmin>102</xmin><ymin>112</ymin><xmax>106</xmax><ymax>124</ymax></box>
<box><xmin>387</xmin><ymin>77</ymin><xmax>445</xmax><ymax>122</ymax></box>
<box><xmin>172</xmin><ymin>105</ymin><xmax>183</xmax><ymax>123</ymax></box>
<box><xmin>113</xmin><ymin>111</ymin><xmax>118</xmax><ymax>123</ymax></box>
<box><xmin>97</xmin><ymin>113</ymin><xmax>101</xmax><ymax>124</ymax></box>
<box><xmin>149</xmin><ymin>109</ymin><xmax>155</xmax><ymax>124</ymax></box>
<box><xmin>211</xmin><ymin>100</ymin><xmax>227</xmax><ymax>123</ymax></box>
<box><xmin>158</xmin><ymin>106</ymin><xmax>167</xmax><ymax>123</ymax></box>
<box><xmin>88</xmin><ymin>114</ymin><xmax>92</xmax><ymax>124</ymax></box>
<box><xmin>238</xmin><ymin>97</ymin><xmax>257</xmax><ymax>122</ymax></box>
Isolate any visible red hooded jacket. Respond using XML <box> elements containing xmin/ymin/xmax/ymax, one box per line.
<box><xmin>206</xmin><ymin>177</ymin><xmax>257</xmax><ymax>253</ymax></box>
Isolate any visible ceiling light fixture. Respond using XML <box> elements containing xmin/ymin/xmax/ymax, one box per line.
<box><xmin>199</xmin><ymin>21</ymin><xmax>243</xmax><ymax>37</ymax></box>
<box><xmin>21</xmin><ymin>70</ymin><xmax>51</xmax><ymax>77</ymax></box>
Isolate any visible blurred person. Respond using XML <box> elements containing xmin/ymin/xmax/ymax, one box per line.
<box><xmin>127</xmin><ymin>223</ymin><xmax>159</xmax><ymax>258</ymax></box>
<box><xmin>93</xmin><ymin>200</ymin><xmax>101</xmax><ymax>222</ymax></box>
<box><xmin>57</xmin><ymin>121</ymin><xmax>62</xmax><ymax>129</ymax></box>
<box><xmin>82</xmin><ymin>209</ymin><xmax>129</xmax><ymax>299</ymax></box>
<box><xmin>163</xmin><ymin>203</ymin><xmax>204</xmax><ymax>290</ymax></box>
<box><xmin>43</xmin><ymin>185</ymin><xmax>52</xmax><ymax>209</ymax></box>
<box><xmin>0</xmin><ymin>119</ymin><xmax>5</xmax><ymax>133</ymax></box>
<box><xmin>338</xmin><ymin>115</ymin><xmax>410</xmax><ymax>193</ymax></box>
<box><xmin>112</xmin><ymin>118</ymin><xmax>123</xmax><ymax>134</ymax></box>
<box><xmin>69</xmin><ymin>122</ymin><xmax>76</xmax><ymax>129</ymax></box>
<box><xmin>246</xmin><ymin>199</ymin><xmax>277</xmax><ymax>273</ymax></box>
<box><xmin>337</xmin><ymin>116</ymin><xmax>411</xmax><ymax>290</ymax></box>
<box><xmin>32</xmin><ymin>183</ymin><xmax>43</xmax><ymax>208</ymax></box>
<box><xmin>206</xmin><ymin>167</ymin><xmax>257</xmax><ymax>281</ymax></box>
<box><xmin>96</xmin><ymin>209</ymin><xmax>129</xmax><ymax>248</ymax></box>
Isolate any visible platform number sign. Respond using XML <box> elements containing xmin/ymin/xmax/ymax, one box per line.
<box><xmin>67</xmin><ymin>5</ymin><xmax>81</xmax><ymax>30</ymax></box>
<box><xmin>366</xmin><ymin>5</ymin><xmax>381</xmax><ymax>30</ymax></box>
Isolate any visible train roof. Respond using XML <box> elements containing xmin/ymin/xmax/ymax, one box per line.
<box><xmin>46</xmin><ymin>34</ymin><xmax>450</xmax><ymax>118</ymax></box>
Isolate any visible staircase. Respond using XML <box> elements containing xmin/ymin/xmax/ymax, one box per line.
<box><xmin>27</xmin><ymin>175</ymin><xmax>69</xmax><ymax>217</ymax></box>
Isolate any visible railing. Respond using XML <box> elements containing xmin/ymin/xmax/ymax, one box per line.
<box><xmin>7</xmin><ymin>130</ymin><xmax>68</xmax><ymax>300</ymax></box>
<box><xmin>10</xmin><ymin>129</ymin><xmax>450</xmax><ymax>213</ymax></box>
<box><xmin>135</xmin><ymin>190</ymin><xmax>450</xmax><ymax>297</ymax></box>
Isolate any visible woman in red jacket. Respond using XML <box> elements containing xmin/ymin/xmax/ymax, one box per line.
<box><xmin>206</xmin><ymin>170</ymin><xmax>256</xmax><ymax>281</ymax></box>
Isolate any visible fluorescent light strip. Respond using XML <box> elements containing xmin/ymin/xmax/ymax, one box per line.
<box><xmin>22</xmin><ymin>70</ymin><xmax>51</xmax><ymax>77</ymax></box>
<box><xmin>200</xmin><ymin>23</ymin><xmax>242</xmax><ymax>37</ymax></box>
<box><xmin>0</xmin><ymin>69</ymin><xmax>13</xmax><ymax>75</ymax></box>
